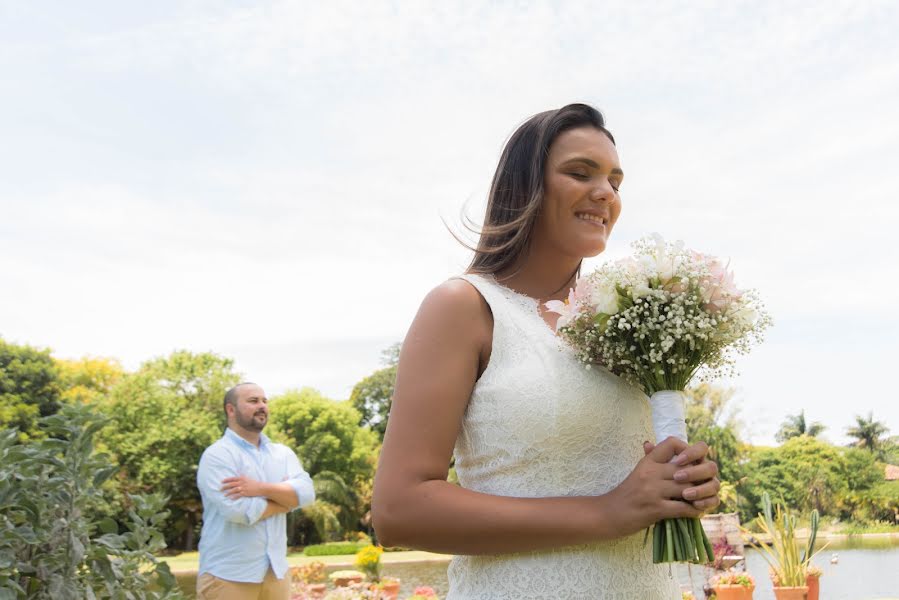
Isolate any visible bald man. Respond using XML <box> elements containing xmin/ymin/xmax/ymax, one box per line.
<box><xmin>196</xmin><ymin>383</ymin><xmax>315</xmax><ymax>600</ymax></box>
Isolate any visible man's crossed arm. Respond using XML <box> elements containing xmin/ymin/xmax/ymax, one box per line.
<box><xmin>221</xmin><ymin>476</ymin><xmax>300</xmax><ymax>509</ymax></box>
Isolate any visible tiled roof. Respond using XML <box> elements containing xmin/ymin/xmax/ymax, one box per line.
<box><xmin>885</xmin><ymin>464</ymin><xmax>899</xmax><ymax>481</ymax></box>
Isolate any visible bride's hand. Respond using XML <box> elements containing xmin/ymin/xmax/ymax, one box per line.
<box><xmin>643</xmin><ymin>439</ymin><xmax>721</xmax><ymax>513</ymax></box>
<box><xmin>602</xmin><ymin>437</ymin><xmax>718</xmax><ymax>537</ymax></box>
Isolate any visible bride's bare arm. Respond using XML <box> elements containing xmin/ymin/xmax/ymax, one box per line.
<box><xmin>371</xmin><ymin>280</ymin><xmax>709</xmax><ymax>555</ymax></box>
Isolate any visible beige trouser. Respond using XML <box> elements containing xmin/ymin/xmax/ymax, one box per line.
<box><xmin>196</xmin><ymin>568</ymin><xmax>289</xmax><ymax>600</ymax></box>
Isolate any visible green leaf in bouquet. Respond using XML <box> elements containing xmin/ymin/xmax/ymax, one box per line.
<box><xmin>592</xmin><ymin>313</ymin><xmax>611</xmax><ymax>332</ymax></box>
<box><xmin>615</xmin><ymin>285</ymin><xmax>634</xmax><ymax>310</ymax></box>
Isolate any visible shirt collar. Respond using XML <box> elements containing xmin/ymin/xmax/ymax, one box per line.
<box><xmin>224</xmin><ymin>427</ymin><xmax>270</xmax><ymax>450</ymax></box>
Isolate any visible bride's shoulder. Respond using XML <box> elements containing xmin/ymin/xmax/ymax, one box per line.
<box><xmin>413</xmin><ymin>277</ymin><xmax>492</xmax><ymax>335</ymax></box>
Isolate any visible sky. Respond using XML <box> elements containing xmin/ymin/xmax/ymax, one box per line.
<box><xmin>2</xmin><ymin>1</ymin><xmax>898</xmax><ymax>446</ymax></box>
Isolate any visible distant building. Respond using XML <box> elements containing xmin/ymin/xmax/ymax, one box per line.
<box><xmin>885</xmin><ymin>464</ymin><xmax>899</xmax><ymax>481</ymax></box>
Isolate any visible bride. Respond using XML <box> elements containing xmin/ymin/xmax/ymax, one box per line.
<box><xmin>371</xmin><ymin>103</ymin><xmax>721</xmax><ymax>599</ymax></box>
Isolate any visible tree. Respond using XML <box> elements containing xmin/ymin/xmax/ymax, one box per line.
<box><xmin>295</xmin><ymin>471</ymin><xmax>360</xmax><ymax>543</ymax></box>
<box><xmin>739</xmin><ymin>436</ymin><xmax>848</xmax><ymax>521</ymax></box>
<box><xmin>56</xmin><ymin>356</ymin><xmax>125</xmax><ymax>405</ymax></box>
<box><xmin>349</xmin><ymin>344</ymin><xmax>400</xmax><ymax>440</ymax></box>
<box><xmin>269</xmin><ymin>388</ymin><xmax>379</xmax><ymax>542</ymax></box>
<box><xmin>775</xmin><ymin>410</ymin><xmax>826</xmax><ymax>443</ymax></box>
<box><xmin>268</xmin><ymin>388</ymin><xmax>378</xmax><ymax>486</ymax></box>
<box><xmin>846</xmin><ymin>412</ymin><xmax>891</xmax><ymax>460</ymax></box>
<box><xmin>684</xmin><ymin>384</ymin><xmax>745</xmax><ymax>483</ymax></box>
<box><xmin>0</xmin><ymin>337</ymin><xmax>62</xmax><ymax>440</ymax></box>
<box><xmin>840</xmin><ymin>447</ymin><xmax>884</xmax><ymax>492</ymax></box>
<box><xmin>95</xmin><ymin>351</ymin><xmax>240</xmax><ymax>550</ymax></box>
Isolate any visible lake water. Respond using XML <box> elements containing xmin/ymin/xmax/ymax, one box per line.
<box><xmin>176</xmin><ymin>537</ymin><xmax>899</xmax><ymax>599</ymax></box>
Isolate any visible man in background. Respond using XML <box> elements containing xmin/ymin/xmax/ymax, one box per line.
<box><xmin>196</xmin><ymin>382</ymin><xmax>315</xmax><ymax>599</ymax></box>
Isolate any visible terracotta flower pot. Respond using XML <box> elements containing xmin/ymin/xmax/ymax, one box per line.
<box><xmin>378</xmin><ymin>581</ymin><xmax>401</xmax><ymax>599</ymax></box>
<box><xmin>805</xmin><ymin>574</ymin><xmax>820</xmax><ymax>600</ymax></box>
<box><xmin>333</xmin><ymin>574</ymin><xmax>364</xmax><ymax>587</ymax></box>
<box><xmin>773</xmin><ymin>586</ymin><xmax>808</xmax><ymax>600</ymax></box>
<box><xmin>712</xmin><ymin>584</ymin><xmax>755</xmax><ymax>600</ymax></box>
<box><xmin>306</xmin><ymin>583</ymin><xmax>327</xmax><ymax>599</ymax></box>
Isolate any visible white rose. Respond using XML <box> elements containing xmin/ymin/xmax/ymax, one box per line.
<box><xmin>591</xmin><ymin>283</ymin><xmax>620</xmax><ymax>315</ymax></box>
<box><xmin>631</xmin><ymin>281</ymin><xmax>652</xmax><ymax>300</ymax></box>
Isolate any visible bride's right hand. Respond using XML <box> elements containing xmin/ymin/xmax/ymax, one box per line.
<box><xmin>601</xmin><ymin>437</ymin><xmax>703</xmax><ymax>538</ymax></box>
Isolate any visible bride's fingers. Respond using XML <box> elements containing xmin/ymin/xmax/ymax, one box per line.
<box><xmin>661</xmin><ymin>499</ymin><xmax>703</xmax><ymax>520</ymax></box>
<box><xmin>691</xmin><ymin>495</ymin><xmax>721</xmax><ymax>512</ymax></box>
<box><xmin>673</xmin><ymin>441</ymin><xmax>710</xmax><ymax>466</ymax></box>
<box><xmin>682</xmin><ymin>478</ymin><xmax>720</xmax><ymax>502</ymax></box>
<box><xmin>648</xmin><ymin>437</ymin><xmax>689</xmax><ymax>464</ymax></box>
<box><xmin>673</xmin><ymin>460</ymin><xmax>718</xmax><ymax>484</ymax></box>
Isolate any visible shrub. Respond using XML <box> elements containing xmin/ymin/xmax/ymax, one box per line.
<box><xmin>303</xmin><ymin>541</ymin><xmax>365</xmax><ymax>556</ymax></box>
<box><xmin>0</xmin><ymin>403</ymin><xmax>182</xmax><ymax>598</ymax></box>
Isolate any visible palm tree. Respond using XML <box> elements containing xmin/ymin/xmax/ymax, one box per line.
<box><xmin>846</xmin><ymin>412</ymin><xmax>890</xmax><ymax>459</ymax></box>
<box><xmin>775</xmin><ymin>410</ymin><xmax>826</xmax><ymax>443</ymax></box>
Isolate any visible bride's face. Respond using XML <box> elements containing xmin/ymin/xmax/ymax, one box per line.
<box><xmin>534</xmin><ymin>126</ymin><xmax>623</xmax><ymax>259</ymax></box>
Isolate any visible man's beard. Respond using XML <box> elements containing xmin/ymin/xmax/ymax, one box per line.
<box><xmin>236</xmin><ymin>410</ymin><xmax>267</xmax><ymax>432</ymax></box>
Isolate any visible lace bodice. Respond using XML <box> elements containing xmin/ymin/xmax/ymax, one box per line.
<box><xmin>447</xmin><ymin>274</ymin><xmax>680</xmax><ymax>599</ymax></box>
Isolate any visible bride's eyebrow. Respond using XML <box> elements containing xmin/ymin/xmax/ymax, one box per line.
<box><xmin>560</xmin><ymin>157</ymin><xmax>624</xmax><ymax>177</ymax></box>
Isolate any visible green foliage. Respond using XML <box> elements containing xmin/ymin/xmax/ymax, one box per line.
<box><xmin>268</xmin><ymin>388</ymin><xmax>378</xmax><ymax>486</ymax></box>
<box><xmin>0</xmin><ymin>338</ymin><xmax>62</xmax><ymax>441</ymax></box>
<box><xmin>775</xmin><ymin>410</ymin><xmax>825</xmax><ymax>443</ymax></box>
<box><xmin>738</xmin><ymin>435</ymin><xmax>891</xmax><ymax>525</ymax></box>
<box><xmin>302</xmin><ymin>541</ymin><xmax>367</xmax><ymax>556</ymax></box>
<box><xmin>349</xmin><ymin>365</ymin><xmax>397</xmax><ymax>440</ymax></box>
<box><xmin>94</xmin><ymin>351</ymin><xmax>240</xmax><ymax>549</ymax></box>
<box><xmin>270</xmin><ymin>389</ymin><xmax>378</xmax><ymax>544</ymax></box>
<box><xmin>739</xmin><ymin>436</ymin><xmax>848</xmax><ymax>520</ymax></box>
<box><xmin>349</xmin><ymin>344</ymin><xmax>400</xmax><ymax>440</ymax></box>
<box><xmin>684</xmin><ymin>385</ymin><xmax>745</xmax><ymax>483</ymax></box>
<box><xmin>837</xmin><ymin>480</ymin><xmax>899</xmax><ymax>524</ymax></box>
<box><xmin>840</xmin><ymin>447</ymin><xmax>883</xmax><ymax>492</ymax></box>
<box><xmin>56</xmin><ymin>356</ymin><xmax>124</xmax><ymax>405</ymax></box>
<box><xmin>0</xmin><ymin>403</ymin><xmax>182</xmax><ymax>599</ymax></box>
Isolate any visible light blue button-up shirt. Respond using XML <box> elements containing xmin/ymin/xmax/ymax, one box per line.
<box><xmin>197</xmin><ymin>428</ymin><xmax>315</xmax><ymax>582</ymax></box>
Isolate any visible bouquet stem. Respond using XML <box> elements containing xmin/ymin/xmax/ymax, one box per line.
<box><xmin>648</xmin><ymin>391</ymin><xmax>713</xmax><ymax>564</ymax></box>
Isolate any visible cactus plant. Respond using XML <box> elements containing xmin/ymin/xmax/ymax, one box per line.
<box><xmin>742</xmin><ymin>493</ymin><xmax>828</xmax><ymax>587</ymax></box>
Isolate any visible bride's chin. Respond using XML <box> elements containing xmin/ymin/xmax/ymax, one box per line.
<box><xmin>580</xmin><ymin>241</ymin><xmax>608</xmax><ymax>258</ymax></box>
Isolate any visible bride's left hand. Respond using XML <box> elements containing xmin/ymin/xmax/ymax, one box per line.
<box><xmin>643</xmin><ymin>440</ymin><xmax>721</xmax><ymax>513</ymax></box>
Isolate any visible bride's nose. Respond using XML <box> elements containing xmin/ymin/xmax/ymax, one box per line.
<box><xmin>590</xmin><ymin>179</ymin><xmax>615</xmax><ymax>203</ymax></box>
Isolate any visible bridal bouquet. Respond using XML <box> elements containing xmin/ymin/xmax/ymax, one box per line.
<box><xmin>546</xmin><ymin>234</ymin><xmax>771</xmax><ymax>564</ymax></box>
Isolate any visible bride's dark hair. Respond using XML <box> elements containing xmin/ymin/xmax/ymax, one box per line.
<box><xmin>465</xmin><ymin>103</ymin><xmax>614</xmax><ymax>278</ymax></box>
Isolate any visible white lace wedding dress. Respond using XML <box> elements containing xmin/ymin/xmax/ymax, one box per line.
<box><xmin>446</xmin><ymin>273</ymin><xmax>681</xmax><ymax>599</ymax></box>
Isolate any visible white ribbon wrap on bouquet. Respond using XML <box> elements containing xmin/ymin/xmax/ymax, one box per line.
<box><xmin>649</xmin><ymin>391</ymin><xmax>688</xmax><ymax>458</ymax></box>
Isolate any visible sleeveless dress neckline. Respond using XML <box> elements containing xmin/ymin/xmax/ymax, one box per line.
<box><xmin>472</xmin><ymin>273</ymin><xmax>565</xmax><ymax>343</ymax></box>
<box><xmin>445</xmin><ymin>273</ymin><xmax>681</xmax><ymax>599</ymax></box>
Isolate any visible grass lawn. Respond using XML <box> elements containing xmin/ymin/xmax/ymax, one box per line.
<box><xmin>162</xmin><ymin>550</ymin><xmax>452</xmax><ymax>574</ymax></box>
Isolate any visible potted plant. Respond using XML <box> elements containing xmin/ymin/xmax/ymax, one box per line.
<box><xmin>805</xmin><ymin>565</ymin><xmax>822</xmax><ymax>600</ymax></box>
<box><xmin>374</xmin><ymin>576</ymin><xmax>401</xmax><ymax>599</ymax></box>
<box><xmin>710</xmin><ymin>570</ymin><xmax>755</xmax><ymax>600</ymax></box>
<box><xmin>744</xmin><ymin>493</ymin><xmax>828</xmax><ymax>600</ymax></box>
<box><xmin>329</xmin><ymin>570</ymin><xmax>366</xmax><ymax>588</ymax></box>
